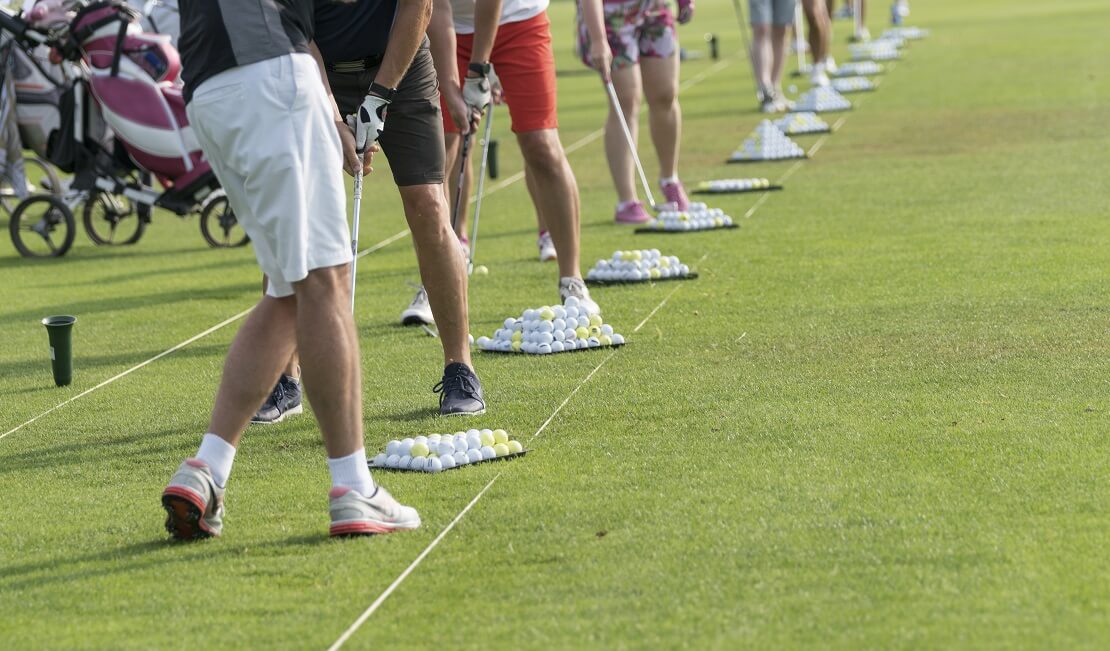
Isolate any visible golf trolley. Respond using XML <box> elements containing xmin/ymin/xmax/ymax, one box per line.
<box><xmin>1</xmin><ymin>1</ymin><xmax>246</xmax><ymax>258</ymax></box>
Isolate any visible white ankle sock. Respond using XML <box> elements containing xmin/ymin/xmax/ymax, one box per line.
<box><xmin>617</xmin><ymin>200</ymin><xmax>639</xmax><ymax>211</ymax></box>
<box><xmin>327</xmin><ymin>448</ymin><xmax>374</xmax><ymax>496</ymax></box>
<box><xmin>196</xmin><ymin>433</ymin><xmax>236</xmax><ymax>488</ymax></box>
<box><xmin>659</xmin><ymin>175</ymin><xmax>679</xmax><ymax>185</ymax></box>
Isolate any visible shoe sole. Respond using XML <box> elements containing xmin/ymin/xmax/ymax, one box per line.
<box><xmin>439</xmin><ymin>406</ymin><xmax>486</xmax><ymax>417</ymax></box>
<box><xmin>161</xmin><ymin>488</ymin><xmax>214</xmax><ymax>540</ymax></box>
<box><xmin>250</xmin><ymin>403</ymin><xmax>303</xmax><ymax>425</ymax></box>
<box><xmin>400</xmin><ymin>313</ymin><xmax>433</xmax><ymax>326</ymax></box>
<box><xmin>330</xmin><ymin>519</ymin><xmax>420</xmax><ymax>538</ymax></box>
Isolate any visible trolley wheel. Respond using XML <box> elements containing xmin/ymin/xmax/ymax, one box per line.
<box><xmin>199</xmin><ymin>192</ymin><xmax>249</xmax><ymax>248</ymax></box>
<box><xmin>82</xmin><ymin>192</ymin><xmax>146</xmax><ymax>245</ymax></box>
<box><xmin>0</xmin><ymin>156</ymin><xmax>64</xmax><ymax>215</ymax></box>
<box><xmin>9</xmin><ymin>194</ymin><xmax>75</xmax><ymax>258</ymax></box>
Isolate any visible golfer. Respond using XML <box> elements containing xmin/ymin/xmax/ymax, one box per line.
<box><xmin>431</xmin><ymin>0</ymin><xmax>601</xmax><ymax>315</ymax></box>
<box><xmin>253</xmin><ymin>0</ymin><xmax>487</xmax><ymax>424</ymax></box>
<box><xmin>162</xmin><ymin>0</ymin><xmax>420</xmax><ymax>539</ymax></box>
<box><xmin>577</xmin><ymin>0</ymin><xmax>695</xmax><ymax>224</ymax></box>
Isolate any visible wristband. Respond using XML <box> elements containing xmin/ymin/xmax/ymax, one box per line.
<box><xmin>368</xmin><ymin>82</ymin><xmax>396</xmax><ymax>102</ymax></box>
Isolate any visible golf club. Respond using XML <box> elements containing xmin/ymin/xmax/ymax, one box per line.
<box><xmin>794</xmin><ymin>0</ymin><xmax>810</xmax><ymax>75</ymax></box>
<box><xmin>468</xmin><ymin>104</ymin><xmax>494</xmax><ymax>273</ymax></box>
<box><xmin>450</xmin><ymin>129</ymin><xmax>474</xmax><ymax>234</ymax></box>
<box><xmin>604</xmin><ymin>80</ymin><xmax>658</xmax><ymax>211</ymax></box>
<box><xmin>853</xmin><ymin>0</ymin><xmax>864</xmax><ymax>41</ymax></box>
<box><xmin>349</xmin><ymin>167</ymin><xmax>363</xmax><ymax>313</ymax></box>
<box><xmin>729</xmin><ymin>0</ymin><xmax>760</xmax><ymax>98</ymax></box>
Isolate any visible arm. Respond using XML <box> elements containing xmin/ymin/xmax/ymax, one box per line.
<box><xmin>578</xmin><ymin>0</ymin><xmax>612</xmax><ymax>81</ymax></box>
<box><xmin>428</xmin><ymin>0</ymin><xmax>477</xmax><ymax>132</ymax></box>
<box><xmin>373</xmin><ymin>0</ymin><xmax>433</xmax><ymax>89</ymax></box>
<box><xmin>309</xmin><ymin>40</ymin><xmax>373</xmax><ymax>175</ymax></box>
<box><xmin>469</xmin><ymin>0</ymin><xmax>502</xmax><ymax>69</ymax></box>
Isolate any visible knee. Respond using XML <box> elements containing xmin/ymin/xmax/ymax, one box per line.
<box><xmin>644</xmin><ymin>85</ymin><xmax>676</xmax><ymax>110</ymax></box>
<box><xmin>517</xmin><ymin>131</ymin><xmax>567</xmax><ymax>174</ymax></box>
<box><xmin>297</xmin><ymin>264</ymin><xmax>349</xmax><ymax>302</ymax></box>
<box><xmin>402</xmin><ymin>185</ymin><xmax>449</xmax><ymax>229</ymax></box>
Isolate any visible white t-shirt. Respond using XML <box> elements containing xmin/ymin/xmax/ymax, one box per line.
<box><xmin>451</xmin><ymin>0</ymin><xmax>549</xmax><ymax>35</ymax></box>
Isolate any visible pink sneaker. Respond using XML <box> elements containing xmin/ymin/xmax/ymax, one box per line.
<box><xmin>659</xmin><ymin>180</ymin><xmax>690</xmax><ymax>211</ymax></box>
<box><xmin>614</xmin><ymin>201</ymin><xmax>652</xmax><ymax>224</ymax></box>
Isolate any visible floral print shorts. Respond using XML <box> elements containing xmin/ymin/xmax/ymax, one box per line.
<box><xmin>578</xmin><ymin>0</ymin><xmax>678</xmax><ymax>71</ymax></box>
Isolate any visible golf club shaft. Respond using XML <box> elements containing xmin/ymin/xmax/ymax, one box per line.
<box><xmin>349</xmin><ymin>168</ymin><xmax>363</xmax><ymax>313</ymax></box>
<box><xmin>469</xmin><ymin>105</ymin><xmax>494</xmax><ymax>270</ymax></box>
<box><xmin>730</xmin><ymin>0</ymin><xmax>760</xmax><ymax>95</ymax></box>
<box><xmin>450</xmin><ymin>131</ymin><xmax>473</xmax><ymax>234</ymax></box>
<box><xmin>604</xmin><ymin>80</ymin><xmax>657</xmax><ymax>210</ymax></box>
<box><xmin>853</xmin><ymin>0</ymin><xmax>863</xmax><ymax>39</ymax></box>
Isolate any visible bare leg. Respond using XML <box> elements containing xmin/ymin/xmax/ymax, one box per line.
<box><xmin>399</xmin><ymin>183</ymin><xmax>472</xmax><ymax>368</ymax></box>
<box><xmin>606</xmin><ymin>65</ymin><xmax>642</xmax><ymax>204</ymax></box>
<box><xmin>207</xmin><ymin>296</ymin><xmax>299</xmax><ymax>444</ymax></box>
<box><xmin>803</xmin><ymin>0</ymin><xmax>831</xmax><ymax>63</ymax></box>
<box><xmin>516</xmin><ymin>129</ymin><xmax>582</xmax><ymax>279</ymax></box>
<box><xmin>525</xmin><ymin>170</ymin><xmax>549</xmax><ymax>234</ymax></box>
<box><xmin>640</xmin><ymin>54</ymin><xmax>681</xmax><ymax>180</ymax></box>
<box><xmin>770</xmin><ymin>24</ymin><xmax>790</xmax><ymax>93</ymax></box>
<box><xmin>261</xmin><ymin>275</ymin><xmax>301</xmax><ymax>380</ymax></box>
<box><xmin>751</xmin><ymin>24</ymin><xmax>773</xmax><ymax>92</ymax></box>
<box><xmin>292</xmin><ymin>264</ymin><xmax>364</xmax><ymax>458</ymax></box>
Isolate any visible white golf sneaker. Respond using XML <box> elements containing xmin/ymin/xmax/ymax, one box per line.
<box><xmin>329</xmin><ymin>485</ymin><xmax>421</xmax><ymax>537</ymax></box>
<box><xmin>559</xmin><ymin>276</ymin><xmax>601</xmax><ymax>316</ymax></box>
<box><xmin>825</xmin><ymin>56</ymin><xmax>839</xmax><ymax>74</ymax></box>
<box><xmin>810</xmin><ymin>63</ymin><xmax>831</xmax><ymax>87</ymax></box>
<box><xmin>537</xmin><ymin>231</ymin><xmax>557</xmax><ymax>262</ymax></box>
<box><xmin>162</xmin><ymin>459</ymin><xmax>225</xmax><ymax>540</ymax></box>
<box><xmin>400</xmin><ymin>286</ymin><xmax>434</xmax><ymax>326</ymax></box>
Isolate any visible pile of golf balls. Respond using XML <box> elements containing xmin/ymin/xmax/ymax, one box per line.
<box><xmin>371</xmin><ymin>429</ymin><xmax>525</xmax><ymax>472</ymax></box>
<box><xmin>476</xmin><ymin>296</ymin><xmax>625</xmax><ymax>354</ymax></box>
<box><xmin>729</xmin><ymin>120</ymin><xmax>806</xmax><ymax>162</ymax></box>
<box><xmin>833</xmin><ymin>61</ymin><xmax>883</xmax><ymax>77</ymax></box>
<box><xmin>695</xmin><ymin>178</ymin><xmax>774</xmax><ymax>193</ymax></box>
<box><xmin>774</xmin><ymin>112</ymin><xmax>830</xmax><ymax>135</ymax></box>
<box><xmin>648</xmin><ymin>202</ymin><xmax>735</xmax><ymax>231</ymax></box>
<box><xmin>883</xmin><ymin>26</ymin><xmax>928</xmax><ymax>41</ymax></box>
<box><xmin>850</xmin><ymin>42</ymin><xmax>900</xmax><ymax>61</ymax></box>
<box><xmin>586</xmin><ymin>249</ymin><xmax>691</xmax><ymax>283</ymax></box>
<box><xmin>831</xmin><ymin>76</ymin><xmax>876</xmax><ymax>93</ymax></box>
<box><xmin>792</xmin><ymin>87</ymin><xmax>852</xmax><ymax>113</ymax></box>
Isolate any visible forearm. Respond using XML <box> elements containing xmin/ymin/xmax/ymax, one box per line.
<box><xmin>579</xmin><ymin>0</ymin><xmax>607</xmax><ymax>43</ymax></box>
<box><xmin>470</xmin><ymin>0</ymin><xmax>503</xmax><ymax>65</ymax></box>
<box><xmin>428</xmin><ymin>0</ymin><xmax>461</xmax><ymax>92</ymax></box>
<box><xmin>374</xmin><ymin>0</ymin><xmax>433</xmax><ymax>88</ymax></box>
<box><xmin>308</xmin><ymin>41</ymin><xmax>344</xmax><ymax>123</ymax></box>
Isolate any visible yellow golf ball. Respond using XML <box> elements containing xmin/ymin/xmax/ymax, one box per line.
<box><xmin>493</xmin><ymin>443</ymin><xmax>510</xmax><ymax>457</ymax></box>
<box><xmin>511</xmin><ymin>340</ymin><xmax>521</xmax><ymax>352</ymax></box>
<box><xmin>589</xmin><ymin>314</ymin><xmax>603</xmax><ymax>327</ymax></box>
<box><xmin>540</xmin><ymin>307</ymin><xmax>555</xmax><ymax>320</ymax></box>
<box><xmin>575</xmin><ymin>326</ymin><xmax>589</xmax><ymax>339</ymax></box>
<box><xmin>493</xmin><ymin>429</ymin><xmax>509</xmax><ymax>445</ymax></box>
<box><xmin>507</xmin><ymin>440</ymin><xmax>523</xmax><ymax>454</ymax></box>
<box><xmin>599</xmin><ymin>334</ymin><xmax>612</xmax><ymax>346</ymax></box>
<box><xmin>410</xmin><ymin>442</ymin><xmax>429</xmax><ymax>458</ymax></box>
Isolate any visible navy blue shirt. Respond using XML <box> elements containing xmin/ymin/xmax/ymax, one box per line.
<box><xmin>179</xmin><ymin>0</ymin><xmax>314</xmax><ymax>101</ymax></box>
<box><xmin>314</xmin><ymin>0</ymin><xmax>398</xmax><ymax>62</ymax></box>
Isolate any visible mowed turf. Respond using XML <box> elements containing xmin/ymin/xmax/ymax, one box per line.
<box><xmin>2</xmin><ymin>0</ymin><xmax>1108</xmax><ymax>648</ymax></box>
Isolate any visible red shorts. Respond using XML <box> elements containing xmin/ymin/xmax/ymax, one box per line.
<box><xmin>442</xmin><ymin>12</ymin><xmax>558</xmax><ymax>134</ymax></box>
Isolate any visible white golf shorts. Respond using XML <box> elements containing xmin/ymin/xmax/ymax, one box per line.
<box><xmin>187</xmin><ymin>53</ymin><xmax>351</xmax><ymax>298</ymax></box>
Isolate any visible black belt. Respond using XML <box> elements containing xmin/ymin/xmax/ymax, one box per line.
<box><xmin>327</xmin><ymin>55</ymin><xmax>385</xmax><ymax>73</ymax></box>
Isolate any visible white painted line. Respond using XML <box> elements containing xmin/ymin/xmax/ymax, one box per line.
<box><xmin>1</xmin><ymin>307</ymin><xmax>253</xmax><ymax>442</ymax></box>
<box><xmin>2</xmin><ymin>229</ymin><xmax>418</xmax><ymax>443</ymax></box>
<box><xmin>807</xmin><ymin>133</ymin><xmax>831</xmax><ymax>158</ymax></box>
<box><xmin>328</xmin><ymin>282</ymin><xmax>688</xmax><ymax>649</ymax></box>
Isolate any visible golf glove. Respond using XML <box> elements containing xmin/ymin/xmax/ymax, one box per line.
<box><xmin>463</xmin><ymin>74</ymin><xmax>491</xmax><ymax>112</ymax></box>
<box><xmin>348</xmin><ymin>93</ymin><xmax>389</xmax><ymax>153</ymax></box>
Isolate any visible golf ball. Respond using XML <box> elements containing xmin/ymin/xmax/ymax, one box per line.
<box><xmin>385</xmin><ymin>440</ymin><xmax>401</xmax><ymax>456</ymax></box>
<box><xmin>493</xmin><ymin>443</ymin><xmax>509</xmax><ymax>457</ymax></box>
<box><xmin>454</xmin><ymin>450</ymin><xmax>469</xmax><ymax>465</ymax></box>
<box><xmin>507</xmin><ymin>440</ymin><xmax>523</xmax><ymax>454</ymax></box>
<box><xmin>466</xmin><ymin>449</ymin><xmax>483</xmax><ymax>463</ymax></box>
<box><xmin>399</xmin><ymin>438</ymin><xmax>414</xmax><ymax>456</ymax></box>
<box><xmin>410</xmin><ymin>442</ymin><xmax>429</xmax><ymax>458</ymax></box>
<box><xmin>372</xmin><ymin>453</ymin><xmax>388</xmax><ymax>467</ymax></box>
<box><xmin>440</xmin><ymin>454</ymin><xmax>456</xmax><ymax>470</ymax></box>
<box><xmin>425</xmin><ymin>457</ymin><xmax>443</xmax><ymax>473</ymax></box>
<box><xmin>480</xmin><ymin>445</ymin><xmax>496</xmax><ymax>460</ymax></box>
<box><xmin>386</xmin><ymin>454</ymin><xmax>401</xmax><ymax>468</ymax></box>
<box><xmin>399</xmin><ymin>455</ymin><xmax>412</xmax><ymax>469</ymax></box>
<box><xmin>410</xmin><ymin>456</ymin><xmax>427</xmax><ymax>471</ymax></box>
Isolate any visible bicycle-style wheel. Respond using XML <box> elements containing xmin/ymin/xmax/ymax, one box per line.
<box><xmin>199</xmin><ymin>192</ymin><xmax>249</xmax><ymax>248</ymax></box>
<box><xmin>9</xmin><ymin>194</ymin><xmax>76</xmax><ymax>258</ymax></box>
<box><xmin>82</xmin><ymin>192</ymin><xmax>146</xmax><ymax>245</ymax></box>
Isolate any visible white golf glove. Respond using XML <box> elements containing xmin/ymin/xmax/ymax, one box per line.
<box><xmin>347</xmin><ymin>93</ymin><xmax>389</xmax><ymax>153</ymax></box>
<box><xmin>463</xmin><ymin>74</ymin><xmax>491</xmax><ymax>112</ymax></box>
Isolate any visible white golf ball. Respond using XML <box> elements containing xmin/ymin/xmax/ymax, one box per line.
<box><xmin>565</xmin><ymin>295</ymin><xmax>580</xmax><ymax>308</ymax></box>
<box><xmin>399</xmin><ymin>454</ymin><xmax>412</xmax><ymax>469</ymax></box>
<box><xmin>565</xmin><ymin>306</ymin><xmax>579</xmax><ymax>320</ymax></box>
<box><xmin>553</xmin><ymin>318</ymin><xmax>566</xmax><ymax>331</ymax></box>
<box><xmin>466</xmin><ymin>429</ymin><xmax>480</xmax><ymax>437</ymax></box>
<box><xmin>553</xmin><ymin>329</ymin><xmax>566</xmax><ymax>342</ymax></box>
<box><xmin>413</xmin><ymin>435</ymin><xmax>428</xmax><ymax>447</ymax></box>
<box><xmin>425</xmin><ymin>457</ymin><xmax>443</xmax><ymax>473</ymax></box>
<box><xmin>538</xmin><ymin>332</ymin><xmax>554</xmax><ymax>345</ymax></box>
<box><xmin>551</xmin><ymin>341</ymin><xmax>565</xmax><ymax>353</ymax></box>
<box><xmin>410</xmin><ymin>456</ymin><xmax>427</xmax><ymax>471</ymax></box>
<box><xmin>611</xmin><ymin>333</ymin><xmax>625</xmax><ymax>345</ymax></box>
<box><xmin>480</xmin><ymin>445</ymin><xmax>496</xmax><ymax>460</ymax></box>
<box><xmin>600</xmin><ymin>324</ymin><xmax>614</xmax><ymax>336</ymax></box>
<box><xmin>466</xmin><ymin>449</ymin><xmax>483</xmax><ymax>463</ymax></box>
<box><xmin>454</xmin><ymin>438</ymin><xmax>470</xmax><ymax>454</ymax></box>
<box><xmin>372</xmin><ymin>453</ymin><xmax>388</xmax><ymax>467</ymax></box>
<box><xmin>440</xmin><ymin>454</ymin><xmax>456</xmax><ymax>470</ymax></box>
<box><xmin>577</xmin><ymin>316</ymin><xmax>590</xmax><ymax>328</ymax></box>
<box><xmin>399</xmin><ymin>438</ymin><xmax>414</xmax><ymax>456</ymax></box>
<box><xmin>476</xmin><ymin>336</ymin><xmax>491</xmax><ymax>349</ymax></box>
<box><xmin>439</xmin><ymin>442</ymin><xmax>456</xmax><ymax>457</ymax></box>
<box><xmin>385</xmin><ymin>454</ymin><xmax>401</xmax><ymax>468</ymax></box>
<box><xmin>588</xmin><ymin>337</ymin><xmax>601</xmax><ymax>348</ymax></box>
<box><xmin>553</xmin><ymin>306</ymin><xmax>566</xmax><ymax>319</ymax></box>
<box><xmin>537</xmin><ymin>343</ymin><xmax>552</xmax><ymax>354</ymax></box>
<box><xmin>467</xmin><ymin>435</ymin><xmax>482</xmax><ymax>450</ymax></box>
<box><xmin>453</xmin><ymin>450</ymin><xmax>469</xmax><ymax>465</ymax></box>
<box><xmin>428</xmin><ymin>433</ymin><xmax>441</xmax><ymax>445</ymax></box>
<box><xmin>385</xmin><ymin>440</ymin><xmax>401</xmax><ymax>456</ymax></box>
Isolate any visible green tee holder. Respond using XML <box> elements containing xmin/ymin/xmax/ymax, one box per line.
<box><xmin>42</xmin><ymin>315</ymin><xmax>76</xmax><ymax>387</ymax></box>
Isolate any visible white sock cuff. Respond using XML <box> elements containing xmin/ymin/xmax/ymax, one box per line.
<box><xmin>197</xmin><ymin>433</ymin><xmax>237</xmax><ymax>488</ymax></box>
<box><xmin>659</xmin><ymin>175</ymin><xmax>680</xmax><ymax>185</ymax></box>
<box><xmin>327</xmin><ymin>448</ymin><xmax>374</xmax><ymax>496</ymax></box>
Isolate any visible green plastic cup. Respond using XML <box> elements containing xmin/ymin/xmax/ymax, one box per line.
<box><xmin>42</xmin><ymin>315</ymin><xmax>76</xmax><ymax>387</ymax></box>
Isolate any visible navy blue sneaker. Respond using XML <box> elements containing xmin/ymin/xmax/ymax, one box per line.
<box><xmin>434</xmin><ymin>363</ymin><xmax>486</xmax><ymax>416</ymax></box>
<box><xmin>251</xmin><ymin>375</ymin><xmax>304</xmax><ymax>424</ymax></box>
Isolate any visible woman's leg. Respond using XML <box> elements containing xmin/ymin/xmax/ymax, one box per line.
<box><xmin>605</xmin><ymin>64</ymin><xmax>643</xmax><ymax>205</ymax></box>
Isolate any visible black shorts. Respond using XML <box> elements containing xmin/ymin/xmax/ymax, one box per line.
<box><xmin>328</xmin><ymin>47</ymin><xmax>445</xmax><ymax>187</ymax></box>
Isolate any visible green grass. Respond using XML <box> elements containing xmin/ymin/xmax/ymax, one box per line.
<box><xmin>2</xmin><ymin>0</ymin><xmax>1109</xmax><ymax>648</ymax></box>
